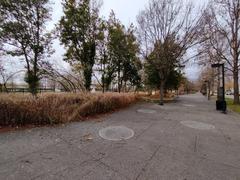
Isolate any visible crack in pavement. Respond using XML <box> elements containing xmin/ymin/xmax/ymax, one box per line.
<box><xmin>134</xmin><ymin>123</ymin><xmax>156</xmax><ymax>140</ymax></box>
<box><xmin>53</xmin><ymin>133</ymin><xmax>131</xmax><ymax>180</ymax></box>
<box><xmin>217</xmin><ymin>127</ymin><xmax>232</xmax><ymax>145</ymax></box>
<box><xmin>135</xmin><ymin>144</ymin><xmax>162</xmax><ymax>180</ymax></box>
<box><xmin>194</xmin><ymin>135</ymin><xmax>198</xmax><ymax>153</ymax></box>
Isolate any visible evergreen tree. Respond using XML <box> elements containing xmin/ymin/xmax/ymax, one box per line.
<box><xmin>59</xmin><ymin>0</ymin><xmax>100</xmax><ymax>91</ymax></box>
<box><xmin>107</xmin><ymin>12</ymin><xmax>142</xmax><ymax>92</ymax></box>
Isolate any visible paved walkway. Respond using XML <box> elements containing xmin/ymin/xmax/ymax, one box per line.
<box><xmin>1</xmin><ymin>93</ymin><xmax>240</xmax><ymax>180</ymax></box>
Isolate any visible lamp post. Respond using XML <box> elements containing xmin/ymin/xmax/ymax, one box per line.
<box><xmin>211</xmin><ymin>63</ymin><xmax>227</xmax><ymax>113</ymax></box>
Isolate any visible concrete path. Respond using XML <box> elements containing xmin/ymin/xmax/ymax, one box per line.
<box><xmin>1</xmin><ymin>93</ymin><xmax>240</xmax><ymax>180</ymax></box>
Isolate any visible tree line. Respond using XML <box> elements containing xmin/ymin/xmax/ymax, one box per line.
<box><xmin>0</xmin><ymin>0</ymin><xmax>142</xmax><ymax>95</ymax></box>
<box><xmin>0</xmin><ymin>0</ymin><xmax>239</xmax><ymax>105</ymax></box>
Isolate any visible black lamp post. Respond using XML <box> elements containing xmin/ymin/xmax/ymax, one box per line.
<box><xmin>211</xmin><ymin>63</ymin><xmax>227</xmax><ymax>113</ymax></box>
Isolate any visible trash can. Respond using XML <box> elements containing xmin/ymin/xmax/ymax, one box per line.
<box><xmin>216</xmin><ymin>100</ymin><xmax>227</xmax><ymax>112</ymax></box>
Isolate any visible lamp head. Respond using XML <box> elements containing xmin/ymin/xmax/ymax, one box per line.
<box><xmin>211</xmin><ymin>63</ymin><xmax>223</xmax><ymax>68</ymax></box>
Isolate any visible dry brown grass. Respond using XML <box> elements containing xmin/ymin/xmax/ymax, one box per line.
<box><xmin>0</xmin><ymin>93</ymin><xmax>137</xmax><ymax>127</ymax></box>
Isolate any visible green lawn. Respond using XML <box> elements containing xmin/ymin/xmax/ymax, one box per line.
<box><xmin>226</xmin><ymin>98</ymin><xmax>240</xmax><ymax>113</ymax></box>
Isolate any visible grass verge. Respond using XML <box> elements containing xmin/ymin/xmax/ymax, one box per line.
<box><xmin>0</xmin><ymin>93</ymin><xmax>137</xmax><ymax>127</ymax></box>
<box><xmin>226</xmin><ymin>98</ymin><xmax>240</xmax><ymax>114</ymax></box>
<box><xmin>140</xmin><ymin>93</ymin><xmax>176</xmax><ymax>103</ymax></box>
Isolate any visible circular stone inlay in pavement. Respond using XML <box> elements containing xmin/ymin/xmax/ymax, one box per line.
<box><xmin>137</xmin><ymin>109</ymin><xmax>156</xmax><ymax>114</ymax></box>
<box><xmin>99</xmin><ymin>126</ymin><xmax>134</xmax><ymax>141</ymax></box>
<box><xmin>182</xmin><ymin>104</ymin><xmax>196</xmax><ymax>107</ymax></box>
<box><xmin>181</xmin><ymin>121</ymin><xmax>215</xmax><ymax>130</ymax></box>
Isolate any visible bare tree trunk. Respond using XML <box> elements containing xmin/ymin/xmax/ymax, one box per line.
<box><xmin>211</xmin><ymin>69</ymin><xmax>214</xmax><ymax>96</ymax></box>
<box><xmin>3</xmin><ymin>83</ymin><xmax>8</xmax><ymax>93</ymax></box>
<box><xmin>159</xmin><ymin>81</ymin><xmax>164</xmax><ymax>106</ymax></box>
<box><xmin>232</xmin><ymin>0</ymin><xmax>240</xmax><ymax>104</ymax></box>
<box><xmin>233</xmin><ymin>69</ymin><xmax>239</xmax><ymax>104</ymax></box>
<box><xmin>207</xmin><ymin>81</ymin><xmax>211</xmax><ymax>100</ymax></box>
<box><xmin>118</xmin><ymin>68</ymin><xmax>121</xmax><ymax>93</ymax></box>
<box><xmin>124</xmin><ymin>81</ymin><xmax>127</xmax><ymax>93</ymax></box>
<box><xmin>102</xmin><ymin>85</ymin><xmax>105</xmax><ymax>93</ymax></box>
<box><xmin>102</xmin><ymin>73</ymin><xmax>105</xmax><ymax>93</ymax></box>
<box><xmin>217</xmin><ymin>67</ymin><xmax>221</xmax><ymax>99</ymax></box>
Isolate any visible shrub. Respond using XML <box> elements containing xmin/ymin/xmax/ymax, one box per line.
<box><xmin>0</xmin><ymin>93</ymin><xmax>137</xmax><ymax>127</ymax></box>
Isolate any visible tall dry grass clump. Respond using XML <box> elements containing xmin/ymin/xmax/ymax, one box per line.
<box><xmin>0</xmin><ymin>93</ymin><xmax>137</xmax><ymax>127</ymax></box>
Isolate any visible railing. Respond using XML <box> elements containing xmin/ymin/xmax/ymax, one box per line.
<box><xmin>0</xmin><ymin>88</ymin><xmax>56</xmax><ymax>93</ymax></box>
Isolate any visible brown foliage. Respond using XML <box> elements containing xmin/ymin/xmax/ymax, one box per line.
<box><xmin>0</xmin><ymin>93</ymin><xmax>137</xmax><ymax>127</ymax></box>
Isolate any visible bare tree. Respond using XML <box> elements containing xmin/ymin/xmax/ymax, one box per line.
<box><xmin>200</xmin><ymin>0</ymin><xmax>240</xmax><ymax>104</ymax></box>
<box><xmin>137</xmin><ymin>0</ymin><xmax>200</xmax><ymax>105</ymax></box>
<box><xmin>197</xmin><ymin>42</ymin><xmax>222</xmax><ymax>97</ymax></box>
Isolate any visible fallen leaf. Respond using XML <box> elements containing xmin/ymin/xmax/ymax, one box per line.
<box><xmin>96</xmin><ymin>119</ymin><xmax>104</xmax><ymax>123</ymax></box>
<box><xmin>82</xmin><ymin>133</ymin><xmax>94</xmax><ymax>141</ymax></box>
